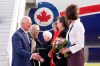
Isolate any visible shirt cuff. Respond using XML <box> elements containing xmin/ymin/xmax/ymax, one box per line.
<box><xmin>30</xmin><ymin>54</ymin><xmax>32</xmax><ymax>60</ymax></box>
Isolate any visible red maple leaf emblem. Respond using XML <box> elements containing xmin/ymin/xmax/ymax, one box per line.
<box><xmin>37</xmin><ymin>10</ymin><xmax>51</xmax><ymax>22</ymax></box>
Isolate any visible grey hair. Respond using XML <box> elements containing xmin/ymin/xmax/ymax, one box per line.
<box><xmin>29</xmin><ymin>24</ymin><xmax>40</xmax><ymax>37</ymax></box>
<box><xmin>52</xmin><ymin>22</ymin><xmax>57</xmax><ymax>27</ymax></box>
<box><xmin>20</xmin><ymin>16</ymin><xmax>32</xmax><ymax>25</ymax></box>
<box><xmin>43</xmin><ymin>31</ymin><xmax>52</xmax><ymax>40</ymax></box>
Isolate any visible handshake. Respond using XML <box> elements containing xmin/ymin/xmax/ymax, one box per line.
<box><xmin>32</xmin><ymin>52</ymin><xmax>44</xmax><ymax>62</ymax></box>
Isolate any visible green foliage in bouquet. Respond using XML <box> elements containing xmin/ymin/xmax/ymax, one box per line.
<box><xmin>54</xmin><ymin>38</ymin><xmax>70</xmax><ymax>58</ymax></box>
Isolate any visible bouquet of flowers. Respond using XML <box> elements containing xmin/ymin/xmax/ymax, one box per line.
<box><xmin>53</xmin><ymin>38</ymin><xmax>70</xmax><ymax>59</ymax></box>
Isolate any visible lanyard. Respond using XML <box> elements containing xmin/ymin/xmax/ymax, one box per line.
<box><xmin>68</xmin><ymin>25</ymin><xmax>73</xmax><ymax>41</ymax></box>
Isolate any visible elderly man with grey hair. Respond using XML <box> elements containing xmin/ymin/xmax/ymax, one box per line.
<box><xmin>12</xmin><ymin>16</ymin><xmax>42</xmax><ymax>66</ymax></box>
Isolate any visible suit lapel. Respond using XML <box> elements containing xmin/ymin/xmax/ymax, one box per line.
<box><xmin>19</xmin><ymin>28</ymin><xmax>31</xmax><ymax>50</ymax></box>
<box><xmin>22</xmin><ymin>32</ymin><xmax>30</xmax><ymax>44</ymax></box>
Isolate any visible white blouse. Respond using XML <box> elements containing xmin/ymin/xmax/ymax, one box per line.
<box><xmin>66</xmin><ymin>18</ymin><xmax>85</xmax><ymax>54</ymax></box>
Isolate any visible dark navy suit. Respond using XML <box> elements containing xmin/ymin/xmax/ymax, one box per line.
<box><xmin>12</xmin><ymin>28</ymin><xmax>33</xmax><ymax>66</ymax></box>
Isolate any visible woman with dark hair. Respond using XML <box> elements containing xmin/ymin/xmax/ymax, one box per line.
<box><xmin>57</xmin><ymin>16</ymin><xmax>69</xmax><ymax>38</ymax></box>
<box><xmin>53</xmin><ymin>16</ymin><xmax>69</xmax><ymax>66</ymax></box>
<box><xmin>61</xmin><ymin>4</ymin><xmax>85</xmax><ymax>66</ymax></box>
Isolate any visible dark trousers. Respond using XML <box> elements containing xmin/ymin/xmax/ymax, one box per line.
<box><xmin>67</xmin><ymin>49</ymin><xmax>85</xmax><ymax>66</ymax></box>
<box><xmin>56</xmin><ymin>57</ymin><xmax>67</xmax><ymax>66</ymax></box>
<box><xmin>41</xmin><ymin>57</ymin><xmax>50</xmax><ymax>66</ymax></box>
<box><xmin>53</xmin><ymin>50</ymin><xmax>67</xmax><ymax>66</ymax></box>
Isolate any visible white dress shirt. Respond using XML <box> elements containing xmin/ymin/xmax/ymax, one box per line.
<box><xmin>66</xmin><ymin>18</ymin><xmax>85</xmax><ymax>54</ymax></box>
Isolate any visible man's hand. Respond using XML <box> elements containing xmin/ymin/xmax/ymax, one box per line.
<box><xmin>32</xmin><ymin>53</ymin><xmax>41</xmax><ymax>61</ymax></box>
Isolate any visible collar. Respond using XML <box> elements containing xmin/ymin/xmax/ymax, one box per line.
<box><xmin>21</xmin><ymin>27</ymin><xmax>29</xmax><ymax>34</ymax></box>
<box><xmin>69</xmin><ymin>18</ymin><xmax>80</xmax><ymax>28</ymax></box>
<box><xmin>74</xmin><ymin>18</ymin><xmax>80</xmax><ymax>26</ymax></box>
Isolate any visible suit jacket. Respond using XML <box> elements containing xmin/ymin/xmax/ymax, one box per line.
<box><xmin>12</xmin><ymin>28</ymin><xmax>33</xmax><ymax>66</ymax></box>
